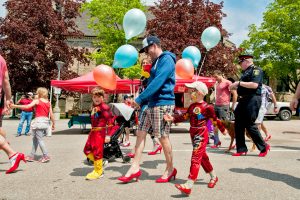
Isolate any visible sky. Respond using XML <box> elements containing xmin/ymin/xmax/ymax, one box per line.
<box><xmin>0</xmin><ymin>0</ymin><xmax>272</xmax><ymax>46</ymax></box>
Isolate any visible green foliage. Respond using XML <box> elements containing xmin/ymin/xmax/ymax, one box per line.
<box><xmin>81</xmin><ymin>0</ymin><xmax>145</xmax><ymax>67</ymax></box>
<box><xmin>122</xmin><ymin>63</ymin><xmax>142</xmax><ymax>79</ymax></box>
<box><xmin>240</xmin><ymin>0</ymin><xmax>300</xmax><ymax>92</ymax></box>
<box><xmin>0</xmin><ymin>0</ymin><xmax>88</xmax><ymax>93</ymax></box>
<box><xmin>147</xmin><ymin>0</ymin><xmax>242</xmax><ymax>76</ymax></box>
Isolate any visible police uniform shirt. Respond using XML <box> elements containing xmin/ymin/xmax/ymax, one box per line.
<box><xmin>237</xmin><ymin>64</ymin><xmax>263</xmax><ymax>96</ymax></box>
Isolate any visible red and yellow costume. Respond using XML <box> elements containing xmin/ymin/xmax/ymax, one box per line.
<box><xmin>83</xmin><ymin>103</ymin><xmax>115</xmax><ymax>180</ymax></box>
<box><xmin>174</xmin><ymin>101</ymin><xmax>225</xmax><ymax>181</ymax></box>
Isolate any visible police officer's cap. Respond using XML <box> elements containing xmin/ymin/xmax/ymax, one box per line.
<box><xmin>238</xmin><ymin>54</ymin><xmax>253</xmax><ymax>63</ymax></box>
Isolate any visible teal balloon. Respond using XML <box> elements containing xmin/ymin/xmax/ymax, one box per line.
<box><xmin>201</xmin><ymin>26</ymin><xmax>221</xmax><ymax>50</ymax></box>
<box><xmin>113</xmin><ymin>44</ymin><xmax>138</xmax><ymax>68</ymax></box>
<box><xmin>182</xmin><ymin>46</ymin><xmax>201</xmax><ymax>68</ymax></box>
<box><xmin>123</xmin><ymin>8</ymin><xmax>147</xmax><ymax>40</ymax></box>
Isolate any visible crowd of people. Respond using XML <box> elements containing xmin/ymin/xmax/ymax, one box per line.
<box><xmin>1</xmin><ymin>35</ymin><xmax>299</xmax><ymax>196</ymax></box>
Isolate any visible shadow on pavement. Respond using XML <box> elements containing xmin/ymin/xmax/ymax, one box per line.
<box><xmin>70</xmin><ymin>167</ymin><xmax>93</xmax><ymax>177</ymax></box>
<box><xmin>171</xmin><ymin>194</ymin><xmax>190</xmax><ymax>198</ymax></box>
<box><xmin>229</xmin><ymin>167</ymin><xmax>300</xmax><ymax>190</ymax></box>
<box><xmin>140</xmin><ymin>159</ymin><xmax>165</xmax><ymax>169</ymax></box>
<box><xmin>53</xmin><ymin>129</ymin><xmax>90</xmax><ymax>135</ymax></box>
<box><xmin>282</xmin><ymin>131</ymin><xmax>300</xmax><ymax>135</ymax></box>
<box><xmin>273</xmin><ymin>145</ymin><xmax>300</xmax><ymax>151</ymax></box>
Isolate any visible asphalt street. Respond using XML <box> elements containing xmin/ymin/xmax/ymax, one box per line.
<box><xmin>0</xmin><ymin>119</ymin><xmax>299</xmax><ymax>200</ymax></box>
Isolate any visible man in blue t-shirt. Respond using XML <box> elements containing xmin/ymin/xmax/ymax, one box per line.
<box><xmin>118</xmin><ymin>36</ymin><xmax>177</xmax><ymax>183</ymax></box>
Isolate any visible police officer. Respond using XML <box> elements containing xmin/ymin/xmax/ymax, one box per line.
<box><xmin>229</xmin><ymin>55</ymin><xmax>270</xmax><ymax>157</ymax></box>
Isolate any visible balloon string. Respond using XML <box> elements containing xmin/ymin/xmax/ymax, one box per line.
<box><xmin>196</xmin><ymin>51</ymin><xmax>208</xmax><ymax>81</ymax></box>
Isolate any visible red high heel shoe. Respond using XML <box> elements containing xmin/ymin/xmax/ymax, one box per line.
<box><xmin>232</xmin><ymin>151</ymin><xmax>247</xmax><ymax>156</ymax></box>
<box><xmin>6</xmin><ymin>153</ymin><xmax>26</xmax><ymax>174</ymax></box>
<box><xmin>175</xmin><ymin>184</ymin><xmax>191</xmax><ymax>196</ymax></box>
<box><xmin>265</xmin><ymin>135</ymin><xmax>272</xmax><ymax>142</ymax></box>
<box><xmin>211</xmin><ymin>141</ymin><xmax>221</xmax><ymax>149</ymax></box>
<box><xmin>121</xmin><ymin>141</ymin><xmax>130</xmax><ymax>147</ymax></box>
<box><xmin>148</xmin><ymin>145</ymin><xmax>162</xmax><ymax>155</ymax></box>
<box><xmin>118</xmin><ymin>170</ymin><xmax>142</xmax><ymax>183</ymax></box>
<box><xmin>258</xmin><ymin>144</ymin><xmax>270</xmax><ymax>157</ymax></box>
<box><xmin>127</xmin><ymin>152</ymin><xmax>135</xmax><ymax>158</ymax></box>
<box><xmin>156</xmin><ymin>168</ymin><xmax>177</xmax><ymax>183</ymax></box>
<box><xmin>208</xmin><ymin>177</ymin><xmax>218</xmax><ymax>188</ymax></box>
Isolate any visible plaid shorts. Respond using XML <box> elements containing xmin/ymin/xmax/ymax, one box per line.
<box><xmin>138</xmin><ymin>105</ymin><xmax>174</xmax><ymax>138</ymax></box>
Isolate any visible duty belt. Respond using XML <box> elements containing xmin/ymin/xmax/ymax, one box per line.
<box><xmin>238</xmin><ymin>94</ymin><xmax>258</xmax><ymax>100</ymax></box>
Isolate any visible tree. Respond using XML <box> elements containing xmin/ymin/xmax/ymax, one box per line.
<box><xmin>240</xmin><ymin>0</ymin><xmax>300</xmax><ymax>93</ymax></box>
<box><xmin>81</xmin><ymin>0</ymin><xmax>145</xmax><ymax>73</ymax></box>
<box><xmin>147</xmin><ymin>0</ymin><xmax>241</xmax><ymax>76</ymax></box>
<box><xmin>0</xmin><ymin>0</ymin><xmax>89</xmax><ymax>93</ymax></box>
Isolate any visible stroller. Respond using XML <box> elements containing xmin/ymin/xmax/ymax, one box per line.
<box><xmin>102</xmin><ymin>103</ymin><xmax>136</xmax><ymax>163</ymax></box>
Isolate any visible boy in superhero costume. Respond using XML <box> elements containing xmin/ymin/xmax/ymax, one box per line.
<box><xmin>165</xmin><ymin>81</ymin><xmax>226</xmax><ymax>195</ymax></box>
<box><xmin>83</xmin><ymin>88</ymin><xmax>115</xmax><ymax>180</ymax></box>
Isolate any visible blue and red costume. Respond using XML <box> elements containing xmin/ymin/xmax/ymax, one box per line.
<box><xmin>174</xmin><ymin>102</ymin><xmax>225</xmax><ymax>181</ymax></box>
<box><xmin>83</xmin><ymin>103</ymin><xmax>116</xmax><ymax>161</ymax></box>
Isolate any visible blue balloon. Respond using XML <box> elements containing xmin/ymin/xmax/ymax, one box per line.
<box><xmin>182</xmin><ymin>46</ymin><xmax>201</xmax><ymax>68</ymax></box>
<box><xmin>201</xmin><ymin>26</ymin><xmax>221</xmax><ymax>50</ymax></box>
<box><xmin>123</xmin><ymin>8</ymin><xmax>147</xmax><ymax>40</ymax></box>
<box><xmin>113</xmin><ymin>44</ymin><xmax>138</xmax><ymax>68</ymax></box>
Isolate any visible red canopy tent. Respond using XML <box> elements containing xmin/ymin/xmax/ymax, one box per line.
<box><xmin>51</xmin><ymin>72</ymin><xmax>140</xmax><ymax>94</ymax></box>
<box><xmin>174</xmin><ymin>75</ymin><xmax>216</xmax><ymax>93</ymax></box>
<box><xmin>51</xmin><ymin>72</ymin><xmax>215</xmax><ymax>94</ymax></box>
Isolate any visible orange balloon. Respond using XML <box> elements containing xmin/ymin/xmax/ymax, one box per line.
<box><xmin>93</xmin><ymin>65</ymin><xmax>117</xmax><ymax>90</ymax></box>
<box><xmin>176</xmin><ymin>59</ymin><xmax>194</xmax><ymax>79</ymax></box>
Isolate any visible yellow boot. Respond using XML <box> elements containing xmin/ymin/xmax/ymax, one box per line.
<box><xmin>86</xmin><ymin>159</ymin><xmax>103</xmax><ymax>180</ymax></box>
<box><xmin>86</xmin><ymin>153</ymin><xmax>94</xmax><ymax>164</ymax></box>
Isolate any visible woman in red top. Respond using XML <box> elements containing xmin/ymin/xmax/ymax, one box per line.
<box><xmin>165</xmin><ymin>81</ymin><xmax>226</xmax><ymax>196</ymax></box>
<box><xmin>12</xmin><ymin>87</ymin><xmax>55</xmax><ymax>163</ymax></box>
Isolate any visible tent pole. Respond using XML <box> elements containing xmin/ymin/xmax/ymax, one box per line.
<box><xmin>50</xmin><ymin>86</ymin><xmax>53</xmax><ymax>107</ymax></box>
<box><xmin>133</xmin><ymin>81</ymin><xmax>135</xmax><ymax>98</ymax></box>
<box><xmin>80</xmin><ymin>93</ymin><xmax>83</xmax><ymax>110</ymax></box>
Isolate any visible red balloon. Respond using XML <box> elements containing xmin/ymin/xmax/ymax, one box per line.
<box><xmin>176</xmin><ymin>59</ymin><xmax>194</xmax><ymax>79</ymax></box>
<box><xmin>93</xmin><ymin>65</ymin><xmax>117</xmax><ymax>90</ymax></box>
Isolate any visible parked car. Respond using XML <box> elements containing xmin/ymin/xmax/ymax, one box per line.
<box><xmin>264</xmin><ymin>102</ymin><xmax>295</xmax><ymax>121</ymax></box>
<box><xmin>230</xmin><ymin>101</ymin><xmax>295</xmax><ymax>121</ymax></box>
